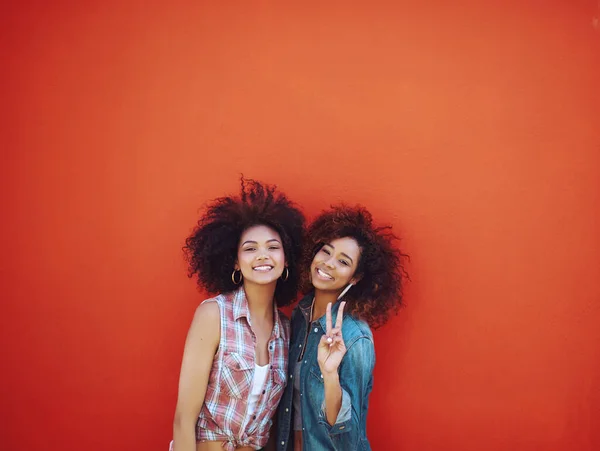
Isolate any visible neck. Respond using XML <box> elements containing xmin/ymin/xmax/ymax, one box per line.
<box><xmin>312</xmin><ymin>288</ymin><xmax>341</xmax><ymax>321</ymax></box>
<box><xmin>243</xmin><ymin>281</ymin><xmax>276</xmax><ymax>322</ymax></box>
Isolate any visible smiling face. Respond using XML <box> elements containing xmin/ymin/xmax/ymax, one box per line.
<box><xmin>235</xmin><ymin>224</ymin><xmax>286</xmax><ymax>286</ymax></box>
<box><xmin>310</xmin><ymin>236</ymin><xmax>362</xmax><ymax>294</ymax></box>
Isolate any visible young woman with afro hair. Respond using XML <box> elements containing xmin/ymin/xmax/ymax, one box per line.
<box><xmin>276</xmin><ymin>205</ymin><xmax>407</xmax><ymax>451</ymax></box>
<box><xmin>171</xmin><ymin>178</ymin><xmax>304</xmax><ymax>451</ymax></box>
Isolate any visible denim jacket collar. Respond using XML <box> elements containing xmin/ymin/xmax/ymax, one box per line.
<box><xmin>298</xmin><ymin>291</ymin><xmax>344</xmax><ymax>331</ymax></box>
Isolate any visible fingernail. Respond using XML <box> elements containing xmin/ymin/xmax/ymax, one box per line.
<box><xmin>327</xmin><ymin>337</ymin><xmax>332</xmax><ymax>344</ymax></box>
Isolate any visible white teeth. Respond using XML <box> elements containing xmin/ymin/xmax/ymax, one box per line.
<box><xmin>317</xmin><ymin>268</ymin><xmax>333</xmax><ymax>280</ymax></box>
<box><xmin>253</xmin><ymin>265</ymin><xmax>273</xmax><ymax>272</ymax></box>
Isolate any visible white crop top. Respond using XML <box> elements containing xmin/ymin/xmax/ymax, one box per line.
<box><xmin>247</xmin><ymin>363</ymin><xmax>269</xmax><ymax>417</ymax></box>
<box><xmin>236</xmin><ymin>362</ymin><xmax>270</xmax><ymax>437</ymax></box>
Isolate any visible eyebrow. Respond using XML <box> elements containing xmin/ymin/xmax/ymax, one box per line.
<box><xmin>242</xmin><ymin>239</ymin><xmax>282</xmax><ymax>246</ymax></box>
<box><xmin>324</xmin><ymin>243</ymin><xmax>354</xmax><ymax>264</ymax></box>
<box><xmin>341</xmin><ymin>253</ymin><xmax>354</xmax><ymax>264</ymax></box>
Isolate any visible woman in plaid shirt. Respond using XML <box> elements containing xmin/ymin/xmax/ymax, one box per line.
<box><xmin>172</xmin><ymin>178</ymin><xmax>304</xmax><ymax>451</ymax></box>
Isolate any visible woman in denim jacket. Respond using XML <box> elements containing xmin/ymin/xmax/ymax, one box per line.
<box><xmin>276</xmin><ymin>205</ymin><xmax>407</xmax><ymax>451</ymax></box>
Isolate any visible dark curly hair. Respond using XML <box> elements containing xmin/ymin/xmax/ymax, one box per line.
<box><xmin>302</xmin><ymin>205</ymin><xmax>408</xmax><ymax>328</ymax></box>
<box><xmin>184</xmin><ymin>177</ymin><xmax>305</xmax><ymax>306</ymax></box>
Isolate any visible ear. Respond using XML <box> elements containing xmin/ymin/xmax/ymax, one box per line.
<box><xmin>350</xmin><ymin>275</ymin><xmax>362</xmax><ymax>285</ymax></box>
<box><xmin>234</xmin><ymin>261</ymin><xmax>240</xmax><ymax>270</ymax></box>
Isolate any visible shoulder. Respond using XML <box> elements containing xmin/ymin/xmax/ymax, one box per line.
<box><xmin>291</xmin><ymin>293</ymin><xmax>312</xmax><ymax>322</ymax></box>
<box><xmin>184</xmin><ymin>296</ymin><xmax>222</xmax><ymax>349</ymax></box>
<box><xmin>192</xmin><ymin>297</ymin><xmax>221</xmax><ymax>324</ymax></box>
<box><xmin>278</xmin><ymin>309</ymin><xmax>290</xmax><ymax>326</ymax></box>
<box><xmin>195</xmin><ymin>292</ymin><xmax>229</xmax><ymax>323</ymax></box>
<box><xmin>342</xmin><ymin>314</ymin><xmax>373</xmax><ymax>348</ymax></box>
<box><xmin>339</xmin><ymin>316</ymin><xmax>375</xmax><ymax>381</ymax></box>
<box><xmin>277</xmin><ymin>309</ymin><xmax>291</xmax><ymax>339</ymax></box>
<box><xmin>199</xmin><ymin>291</ymin><xmax>234</xmax><ymax>312</ymax></box>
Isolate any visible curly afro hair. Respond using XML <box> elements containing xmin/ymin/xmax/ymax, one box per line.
<box><xmin>184</xmin><ymin>177</ymin><xmax>305</xmax><ymax>306</ymax></box>
<box><xmin>302</xmin><ymin>205</ymin><xmax>408</xmax><ymax>328</ymax></box>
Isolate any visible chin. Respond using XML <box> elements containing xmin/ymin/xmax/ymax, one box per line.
<box><xmin>311</xmin><ymin>279</ymin><xmax>334</xmax><ymax>291</ymax></box>
<box><xmin>248</xmin><ymin>274</ymin><xmax>281</xmax><ymax>285</ymax></box>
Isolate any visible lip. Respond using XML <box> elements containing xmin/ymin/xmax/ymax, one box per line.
<box><xmin>315</xmin><ymin>267</ymin><xmax>334</xmax><ymax>281</ymax></box>
<box><xmin>253</xmin><ymin>265</ymin><xmax>274</xmax><ymax>272</ymax></box>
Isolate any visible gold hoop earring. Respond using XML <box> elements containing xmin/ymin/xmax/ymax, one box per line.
<box><xmin>281</xmin><ymin>267</ymin><xmax>289</xmax><ymax>282</ymax></box>
<box><xmin>232</xmin><ymin>269</ymin><xmax>242</xmax><ymax>285</ymax></box>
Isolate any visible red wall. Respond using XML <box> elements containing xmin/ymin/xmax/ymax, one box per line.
<box><xmin>2</xmin><ymin>1</ymin><xmax>599</xmax><ymax>450</ymax></box>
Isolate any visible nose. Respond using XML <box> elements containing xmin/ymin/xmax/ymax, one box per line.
<box><xmin>324</xmin><ymin>255</ymin><xmax>335</xmax><ymax>268</ymax></box>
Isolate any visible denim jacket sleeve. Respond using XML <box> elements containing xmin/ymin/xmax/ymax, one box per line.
<box><xmin>316</xmin><ymin>335</ymin><xmax>375</xmax><ymax>450</ymax></box>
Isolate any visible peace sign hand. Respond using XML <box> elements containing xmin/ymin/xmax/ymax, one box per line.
<box><xmin>317</xmin><ymin>301</ymin><xmax>347</xmax><ymax>376</ymax></box>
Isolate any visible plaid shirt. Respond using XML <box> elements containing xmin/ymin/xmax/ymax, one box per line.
<box><xmin>196</xmin><ymin>287</ymin><xmax>290</xmax><ymax>450</ymax></box>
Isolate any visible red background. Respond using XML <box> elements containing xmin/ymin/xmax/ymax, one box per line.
<box><xmin>2</xmin><ymin>1</ymin><xmax>599</xmax><ymax>450</ymax></box>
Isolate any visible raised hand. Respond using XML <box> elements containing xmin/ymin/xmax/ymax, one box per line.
<box><xmin>317</xmin><ymin>301</ymin><xmax>347</xmax><ymax>375</ymax></box>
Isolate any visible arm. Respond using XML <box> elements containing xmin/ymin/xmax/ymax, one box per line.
<box><xmin>172</xmin><ymin>301</ymin><xmax>220</xmax><ymax>451</ymax></box>
<box><xmin>317</xmin><ymin>303</ymin><xmax>375</xmax><ymax>449</ymax></box>
<box><xmin>322</xmin><ymin>373</ymin><xmax>343</xmax><ymax>426</ymax></box>
<box><xmin>321</xmin><ymin>337</ymin><xmax>374</xmax><ymax>450</ymax></box>
<box><xmin>317</xmin><ymin>302</ymin><xmax>347</xmax><ymax>426</ymax></box>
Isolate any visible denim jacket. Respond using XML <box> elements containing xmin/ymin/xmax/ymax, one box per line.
<box><xmin>276</xmin><ymin>293</ymin><xmax>375</xmax><ymax>451</ymax></box>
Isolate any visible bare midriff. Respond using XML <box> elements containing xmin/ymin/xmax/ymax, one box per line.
<box><xmin>196</xmin><ymin>441</ymin><xmax>254</xmax><ymax>451</ymax></box>
<box><xmin>293</xmin><ymin>431</ymin><xmax>303</xmax><ymax>451</ymax></box>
